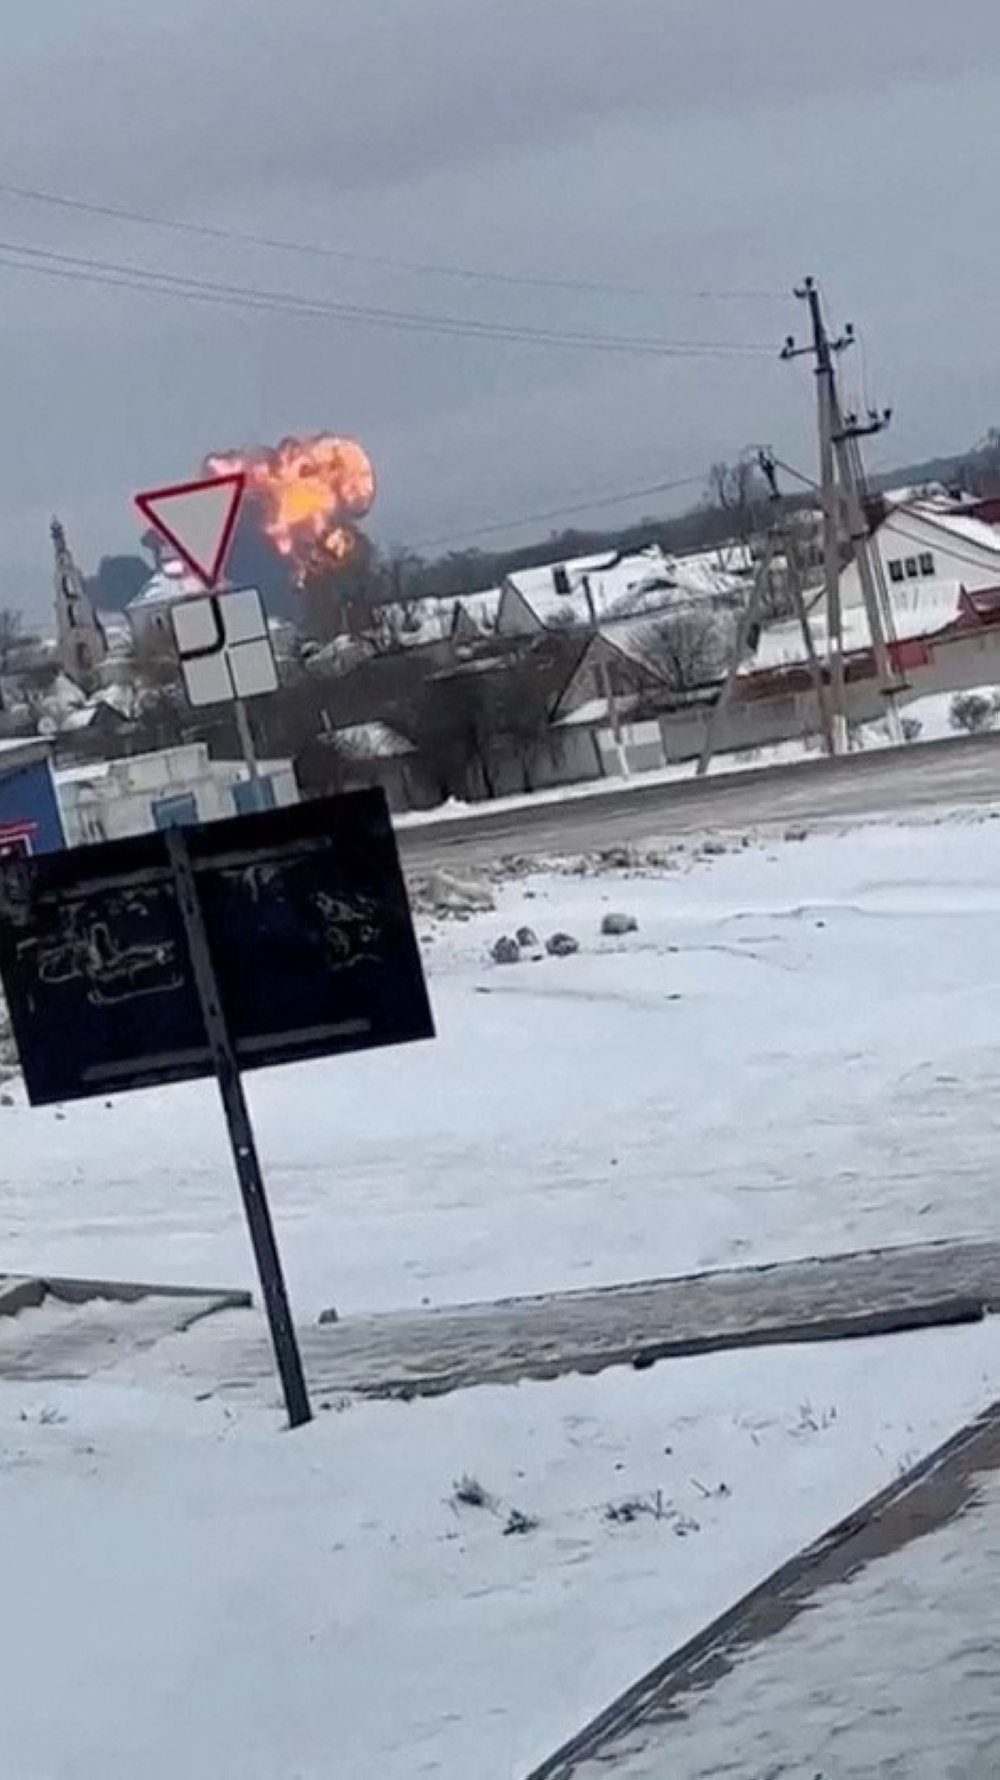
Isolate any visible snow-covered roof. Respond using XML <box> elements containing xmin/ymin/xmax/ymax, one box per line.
<box><xmin>554</xmin><ymin>693</ymin><xmax>642</xmax><ymax>729</ymax></box>
<box><xmin>600</xmin><ymin>618</ymin><xmax>677</xmax><ymax>679</ymax></box>
<box><xmin>746</xmin><ymin>580</ymin><xmax>966</xmax><ymax>672</ymax></box>
<box><xmin>454</xmin><ymin>587</ymin><xmax>502</xmax><ymax>633</ymax></box>
<box><xmin>0</xmin><ymin>736</ymin><xmax>52</xmax><ymax>769</ymax></box>
<box><xmin>54</xmin><ymin>760</ymin><xmax>114</xmax><ymax>788</ymax></box>
<box><xmin>906</xmin><ymin>507</ymin><xmax>1000</xmax><ymax>555</ymax></box>
<box><xmin>363</xmin><ymin>587</ymin><xmax>500</xmax><ymax>650</ymax></box>
<box><xmin>503</xmin><ymin>543</ymin><xmax>751</xmax><ymax>632</ymax></box>
<box><xmin>330</xmin><ymin>722</ymin><xmax>414</xmax><ymax>759</ymax></box>
<box><xmin>371</xmin><ymin>598</ymin><xmax>454</xmax><ymax>649</ymax></box>
<box><xmin>504</xmin><ymin>548</ymin><xmax>672</xmax><ymax>627</ymax></box>
<box><xmin>882</xmin><ymin>482</ymin><xmax>974</xmax><ymax>513</ymax></box>
<box><xmin>127</xmin><ymin>558</ymin><xmax>204</xmax><ymax>610</ymax></box>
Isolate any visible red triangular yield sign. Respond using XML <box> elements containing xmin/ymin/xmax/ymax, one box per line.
<box><xmin>134</xmin><ymin>472</ymin><xmax>246</xmax><ymax>589</ymax></box>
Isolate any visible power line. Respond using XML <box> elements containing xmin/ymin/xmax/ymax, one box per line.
<box><xmin>764</xmin><ymin>454</ymin><xmax>1000</xmax><ymax>580</ymax></box>
<box><xmin>410</xmin><ymin>470</ymin><xmax>708</xmax><ymax>551</ymax></box>
<box><xmin>0</xmin><ymin>236</ymin><xmax>776</xmax><ymax>359</ymax></box>
<box><xmin>0</xmin><ymin>177</ymin><xmax>787</xmax><ymax>305</ymax></box>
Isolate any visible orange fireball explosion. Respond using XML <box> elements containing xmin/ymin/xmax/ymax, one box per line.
<box><xmin>204</xmin><ymin>434</ymin><xmax>376</xmax><ymax>583</ymax></box>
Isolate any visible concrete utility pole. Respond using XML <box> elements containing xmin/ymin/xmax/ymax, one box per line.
<box><xmin>785</xmin><ymin>526</ymin><xmax>836</xmax><ymax>758</ymax></box>
<box><xmin>782</xmin><ymin>279</ymin><xmax>849</xmax><ymax>751</ymax></box>
<box><xmin>582</xmin><ymin>574</ymin><xmax>630</xmax><ymax>779</ymax></box>
<box><xmin>830</xmin><ymin>395</ymin><xmax>904</xmax><ymax>743</ymax></box>
<box><xmin>783</xmin><ymin>277</ymin><xmax>902</xmax><ymax>748</ymax></box>
<box><xmin>696</xmin><ymin>531</ymin><xmax>778</xmax><ymax>777</ymax></box>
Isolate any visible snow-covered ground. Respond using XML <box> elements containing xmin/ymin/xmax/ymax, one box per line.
<box><xmin>588</xmin><ymin>1467</ymin><xmax>1000</xmax><ymax>1778</ymax></box>
<box><xmin>4</xmin><ymin>807</ymin><xmax>1000</xmax><ymax>1775</ymax></box>
<box><xmin>4</xmin><ymin>1324</ymin><xmax>1000</xmax><ymax>1779</ymax></box>
<box><xmin>3</xmin><ymin>811</ymin><xmax>1000</xmax><ymax>1313</ymax></box>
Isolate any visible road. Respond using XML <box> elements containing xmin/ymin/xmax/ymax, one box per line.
<box><xmin>398</xmin><ymin>732</ymin><xmax>1000</xmax><ymax>869</ymax></box>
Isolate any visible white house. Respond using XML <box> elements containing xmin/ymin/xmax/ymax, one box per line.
<box><xmin>126</xmin><ymin>558</ymin><xmax>205</xmax><ymax>644</ymax></box>
<box><xmin>56</xmin><ymin>742</ymin><xmax>299</xmax><ymax>846</ymax></box>
<box><xmin>839</xmin><ymin>499</ymin><xmax>1000</xmax><ymax>611</ymax></box>
<box><xmin>494</xmin><ymin>543</ymin><xmax>753</xmax><ymax>638</ymax></box>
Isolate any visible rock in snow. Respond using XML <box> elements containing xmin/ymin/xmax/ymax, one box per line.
<box><xmin>515</xmin><ymin>926</ymin><xmax>540</xmax><ymax>949</ymax></box>
<box><xmin>601</xmin><ymin>912</ymin><xmax>639</xmax><ymax>936</ymax></box>
<box><xmin>491</xmin><ymin>936</ymin><xmax>521</xmax><ymax>965</ymax></box>
<box><xmin>546</xmin><ymin>932</ymin><xmax>580</xmax><ymax>957</ymax></box>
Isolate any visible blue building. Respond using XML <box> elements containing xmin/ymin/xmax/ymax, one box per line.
<box><xmin>0</xmin><ymin>739</ymin><xmax>66</xmax><ymax>858</ymax></box>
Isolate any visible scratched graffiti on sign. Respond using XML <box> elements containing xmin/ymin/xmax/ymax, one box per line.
<box><xmin>31</xmin><ymin>897</ymin><xmax>184</xmax><ymax>1007</ymax></box>
<box><xmin>0</xmin><ymin>787</ymin><xmax>433</xmax><ymax>1104</ymax></box>
<box><xmin>313</xmin><ymin>890</ymin><xmax>381</xmax><ymax>969</ymax></box>
<box><xmin>223</xmin><ymin>864</ymin><xmax>383</xmax><ymax>970</ymax></box>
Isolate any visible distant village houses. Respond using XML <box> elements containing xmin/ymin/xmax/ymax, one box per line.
<box><xmin>4</xmin><ymin>476</ymin><xmax>1000</xmax><ymax>849</ymax></box>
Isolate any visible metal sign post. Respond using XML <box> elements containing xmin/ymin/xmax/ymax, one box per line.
<box><xmin>233</xmin><ymin>697</ymin><xmax>266</xmax><ymax>811</ymax></box>
<box><xmin>166</xmin><ymin>827</ymin><xmax>312</xmax><ymax>1428</ymax></box>
<box><xmin>0</xmin><ymin>790</ymin><xmax>434</xmax><ymax>1428</ymax></box>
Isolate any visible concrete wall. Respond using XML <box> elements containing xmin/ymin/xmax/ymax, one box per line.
<box><xmin>597</xmin><ymin>718</ymin><xmax>666</xmax><ymax>775</ymax></box>
<box><xmin>458</xmin><ymin>726</ymin><xmax>600</xmax><ymax>801</ymax></box>
<box><xmin>913</xmin><ymin>627</ymin><xmax>1000</xmax><ymax>695</ymax></box>
<box><xmin>57</xmin><ymin>744</ymin><xmax>298</xmax><ymax>846</ymax></box>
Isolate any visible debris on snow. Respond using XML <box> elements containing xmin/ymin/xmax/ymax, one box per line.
<box><xmin>452</xmin><ymin>1474</ymin><xmax>494</xmax><ymax>1510</ymax></box>
<box><xmin>491</xmin><ymin>936</ymin><xmax>521</xmax><ymax>965</ymax></box>
<box><xmin>515</xmin><ymin>926</ymin><xmax>540</xmax><ymax>949</ymax></box>
<box><xmin>409</xmin><ymin>869</ymin><xmax>496</xmax><ymax>919</ymax></box>
<box><xmin>546</xmin><ymin>932</ymin><xmax>580</xmax><ymax>957</ymax></box>
<box><xmin>601</xmin><ymin>912</ymin><xmax>639</xmax><ymax>936</ymax></box>
<box><xmin>502</xmin><ymin>1508</ymin><xmax>540</xmax><ymax>1537</ymax></box>
<box><xmin>605</xmin><ymin>1490</ymin><xmax>668</xmax><ymax>1524</ymax></box>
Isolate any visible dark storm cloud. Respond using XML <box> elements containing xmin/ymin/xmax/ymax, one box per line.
<box><xmin>3</xmin><ymin>1</ymin><xmax>994</xmax><ymax>203</ymax></box>
<box><xmin>0</xmin><ymin>1</ymin><xmax>999</xmax><ymax>606</ymax></box>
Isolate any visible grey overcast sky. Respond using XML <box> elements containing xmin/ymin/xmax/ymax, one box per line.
<box><xmin>1</xmin><ymin>0</ymin><xmax>999</xmax><ymax>610</ymax></box>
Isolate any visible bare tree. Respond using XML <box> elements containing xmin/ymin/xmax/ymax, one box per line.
<box><xmin>405</xmin><ymin>644</ymin><xmax>559</xmax><ymax>800</ymax></box>
<box><xmin>127</xmin><ymin>630</ymin><xmax>188</xmax><ymax>749</ymax></box>
<box><xmin>707</xmin><ymin>458</ymin><xmax>765</xmax><ymax>550</ymax></box>
<box><xmin>967</xmin><ymin>429</ymin><xmax>1000</xmax><ymax>496</ymax></box>
<box><xmin>949</xmin><ymin>690</ymin><xmax>994</xmax><ymax>734</ymax></box>
<box><xmin>0</xmin><ymin>608</ymin><xmax>36</xmax><ymax>675</ymax></box>
<box><xmin>650</xmin><ymin>609</ymin><xmax>726</xmax><ymax>696</ymax></box>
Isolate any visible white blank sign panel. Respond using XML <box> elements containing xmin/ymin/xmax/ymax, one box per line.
<box><xmin>171</xmin><ymin>588</ymin><xmax>278</xmax><ymax>707</ymax></box>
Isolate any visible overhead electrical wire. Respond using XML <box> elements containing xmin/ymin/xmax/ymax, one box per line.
<box><xmin>0</xmin><ymin>236</ymin><xmax>776</xmax><ymax>358</ymax></box>
<box><xmin>0</xmin><ymin>177</ymin><xmax>787</xmax><ymax>305</ymax></box>
<box><xmin>764</xmin><ymin>453</ymin><xmax>1000</xmax><ymax>579</ymax></box>
<box><xmin>410</xmin><ymin>470</ymin><xmax>708</xmax><ymax>550</ymax></box>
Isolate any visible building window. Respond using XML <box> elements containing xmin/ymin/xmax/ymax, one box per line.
<box><xmin>919</xmin><ymin>552</ymin><xmax>935</xmax><ymax>576</ymax></box>
<box><xmin>888</xmin><ymin>559</ymin><xmax>904</xmax><ymax>583</ymax></box>
<box><xmin>904</xmin><ymin>557</ymin><xmax>918</xmax><ymax>578</ymax></box>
